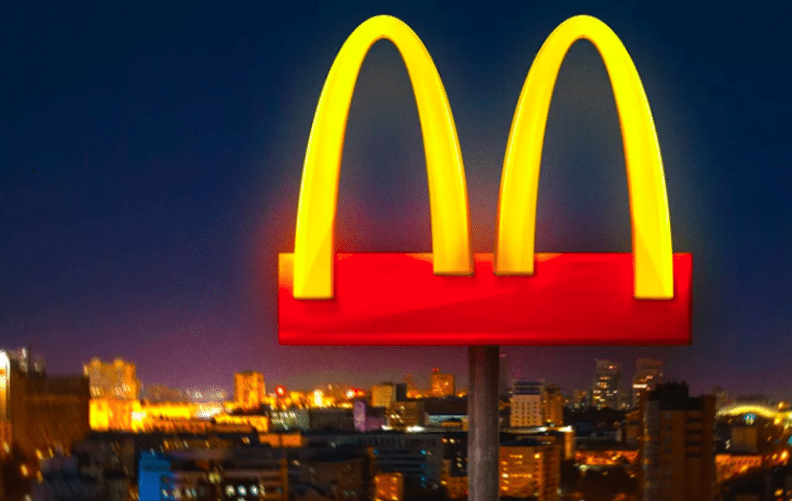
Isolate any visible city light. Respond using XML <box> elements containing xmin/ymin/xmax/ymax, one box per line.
<box><xmin>313</xmin><ymin>389</ymin><xmax>324</xmax><ymax>407</ymax></box>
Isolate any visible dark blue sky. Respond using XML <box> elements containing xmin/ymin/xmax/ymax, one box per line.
<box><xmin>1</xmin><ymin>2</ymin><xmax>790</xmax><ymax>400</ymax></box>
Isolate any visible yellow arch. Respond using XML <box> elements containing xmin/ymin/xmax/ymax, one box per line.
<box><xmin>293</xmin><ymin>15</ymin><xmax>473</xmax><ymax>299</ymax></box>
<box><xmin>717</xmin><ymin>404</ymin><xmax>792</xmax><ymax>421</ymax></box>
<box><xmin>495</xmin><ymin>15</ymin><xmax>674</xmax><ymax>299</ymax></box>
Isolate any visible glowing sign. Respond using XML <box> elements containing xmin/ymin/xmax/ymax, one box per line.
<box><xmin>278</xmin><ymin>15</ymin><xmax>692</xmax><ymax>346</ymax></box>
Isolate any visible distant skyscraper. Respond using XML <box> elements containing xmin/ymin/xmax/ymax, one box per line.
<box><xmin>510</xmin><ymin>379</ymin><xmax>543</xmax><ymax>427</ymax></box>
<box><xmin>234</xmin><ymin>372</ymin><xmax>265</xmax><ymax>409</ymax></box>
<box><xmin>570</xmin><ymin>389</ymin><xmax>589</xmax><ymax>410</ymax></box>
<box><xmin>83</xmin><ymin>357</ymin><xmax>139</xmax><ymax>400</ymax></box>
<box><xmin>641</xmin><ymin>382</ymin><xmax>716</xmax><ymax>501</ymax></box>
<box><xmin>371</xmin><ymin>383</ymin><xmax>396</xmax><ymax>408</ymax></box>
<box><xmin>543</xmin><ymin>384</ymin><xmax>564</xmax><ymax>426</ymax></box>
<box><xmin>3</xmin><ymin>347</ymin><xmax>45</xmax><ymax>374</ymax></box>
<box><xmin>2</xmin><ymin>355</ymin><xmax>90</xmax><ymax>460</ymax></box>
<box><xmin>430</xmin><ymin>368</ymin><xmax>455</xmax><ymax>398</ymax></box>
<box><xmin>498</xmin><ymin>352</ymin><xmax>510</xmax><ymax>397</ymax></box>
<box><xmin>592</xmin><ymin>359</ymin><xmax>621</xmax><ymax>409</ymax></box>
<box><xmin>632</xmin><ymin>358</ymin><xmax>663</xmax><ymax>408</ymax></box>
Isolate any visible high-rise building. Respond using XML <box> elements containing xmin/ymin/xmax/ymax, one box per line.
<box><xmin>83</xmin><ymin>357</ymin><xmax>140</xmax><ymax>400</ymax></box>
<box><xmin>632</xmin><ymin>358</ymin><xmax>663</xmax><ymax>408</ymax></box>
<box><xmin>543</xmin><ymin>384</ymin><xmax>564</xmax><ymax>427</ymax></box>
<box><xmin>511</xmin><ymin>380</ymin><xmax>543</xmax><ymax>428</ymax></box>
<box><xmin>371</xmin><ymin>383</ymin><xmax>396</xmax><ymax>408</ymax></box>
<box><xmin>387</xmin><ymin>401</ymin><xmax>426</xmax><ymax>429</ymax></box>
<box><xmin>499</xmin><ymin>440</ymin><xmax>561</xmax><ymax>501</ymax></box>
<box><xmin>374</xmin><ymin>472</ymin><xmax>404</xmax><ymax>501</ymax></box>
<box><xmin>592</xmin><ymin>359</ymin><xmax>621</xmax><ymax>409</ymax></box>
<box><xmin>234</xmin><ymin>372</ymin><xmax>266</xmax><ymax>409</ymax></box>
<box><xmin>394</xmin><ymin>383</ymin><xmax>408</xmax><ymax>402</ymax></box>
<box><xmin>430</xmin><ymin>368</ymin><xmax>455</xmax><ymax>398</ymax></box>
<box><xmin>499</xmin><ymin>352</ymin><xmax>510</xmax><ymax>397</ymax></box>
<box><xmin>5</xmin><ymin>347</ymin><xmax>45</xmax><ymax>374</ymax></box>
<box><xmin>641</xmin><ymin>382</ymin><xmax>716</xmax><ymax>501</ymax></box>
<box><xmin>570</xmin><ymin>389</ymin><xmax>588</xmax><ymax>410</ymax></box>
<box><xmin>1</xmin><ymin>355</ymin><xmax>90</xmax><ymax>460</ymax></box>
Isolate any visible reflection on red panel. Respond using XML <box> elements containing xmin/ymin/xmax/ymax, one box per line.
<box><xmin>278</xmin><ymin>253</ymin><xmax>691</xmax><ymax>346</ymax></box>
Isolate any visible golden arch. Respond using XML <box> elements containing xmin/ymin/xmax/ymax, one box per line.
<box><xmin>495</xmin><ymin>15</ymin><xmax>674</xmax><ymax>299</ymax></box>
<box><xmin>293</xmin><ymin>15</ymin><xmax>473</xmax><ymax>299</ymax></box>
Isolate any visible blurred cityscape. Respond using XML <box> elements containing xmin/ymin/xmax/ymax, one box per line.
<box><xmin>0</xmin><ymin>347</ymin><xmax>789</xmax><ymax>501</ymax></box>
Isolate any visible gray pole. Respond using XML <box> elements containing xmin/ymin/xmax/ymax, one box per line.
<box><xmin>467</xmin><ymin>345</ymin><xmax>500</xmax><ymax>501</ymax></box>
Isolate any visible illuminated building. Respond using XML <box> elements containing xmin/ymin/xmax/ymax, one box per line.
<box><xmin>387</xmin><ymin>400</ymin><xmax>425</xmax><ymax>429</ymax></box>
<box><xmin>440</xmin><ymin>436</ymin><xmax>561</xmax><ymax>501</ymax></box>
<box><xmin>234</xmin><ymin>371</ymin><xmax>266</xmax><ymax>409</ymax></box>
<box><xmin>424</xmin><ymin>396</ymin><xmax>467</xmax><ymax>430</ymax></box>
<box><xmin>624</xmin><ymin>406</ymin><xmax>643</xmax><ymax>449</ymax></box>
<box><xmin>440</xmin><ymin>458</ymin><xmax>468</xmax><ymax>499</ymax></box>
<box><xmin>3</xmin><ymin>360</ymin><xmax>90</xmax><ymax>461</ymax></box>
<box><xmin>632</xmin><ymin>358</ymin><xmax>663</xmax><ymax>408</ymax></box>
<box><xmin>511</xmin><ymin>380</ymin><xmax>543</xmax><ymax>428</ymax></box>
<box><xmin>0</xmin><ymin>351</ymin><xmax>10</xmax><ymax>457</ymax></box>
<box><xmin>542</xmin><ymin>384</ymin><xmax>564</xmax><ymax>426</ymax></box>
<box><xmin>371</xmin><ymin>383</ymin><xmax>396</xmax><ymax>408</ymax></box>
<box><xmin>82</xmin><ymin>354</ymin><xmax>138</xmax><ymax>430</ymax></box>
<box><xmin>326</xmin><ymin>433</ymin><xmax>443</xmax><ymax>496</ymax></box>
<box><xmin>354</xmin><ymin>400</ymin><xmax>386</xmax><ymax>432</ymax></box>
<box><xmin>642</xmin><ymin>382</ymin><xmax>716</xmax><ymax>501</ymax></box>
<box><xmin>270</xmin><ymin>408</ymin><xmax>354</xmax><ymax>431</ymax></box>
<box><xmin>88</xmin><ymin>398</ymin><xmax>137</xmax><ymax>431</ymax></box>
<box><xmin>373</xmin><ymin>472</ymin><xmax>403</xmax><ymax>501</ymax></box>
<box><xmin>291</xmin><ymin>449</ymin><xmax>367</xmax><ymax>500</ymax></box>
<box><xmin>715</xmin><ymin>453</ymin><xmax>763</xmax><ymax>483</ymax></box>
<box><xmin>430</xmin><ymin>368</ymin><xmax>455</xmax><ymax>398</ymax></box>
<box><xmin>139</xmin><ymin>447</ymin><xmax>289</xmax><ymax>501</ymax></box>
<box><xmin>213</xmin><ymin>414</ymin><xmax>270</xmax><ymax>432</ymax></box>
<box><xmin>4</xmin><ymin>347</ymin><xmax>45</xmax><ymax>375</ymax></box>
<box><xmin>569</xmin><ymin>389</ymin><xmax>588</xmax><ymax>410</ymax></box>
<box><xmin>592</xmin><ymin>359</ymin><xmax>622</xmax><ymax>409</ymax></box>
<box><xmin>575</xmin><ymin>448</ymin><xmax>639</xmax><ymax>466</ymax></box>
<box><xmin>83</xmin><ymin>357</ymin><xmax>139</xmax><ymax>400</ymax></box>
<box><xmin>499</xmin><ymin>440</ymin><xmax>560</xmax><ymax>501</ymax></box>
<box><xmin>271</xmin><ymin>409</ymin><xmax>310</xmax><ymax>431</ymax></box>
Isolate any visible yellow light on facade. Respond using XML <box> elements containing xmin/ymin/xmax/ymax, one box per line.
<box><xmin>313</xmin><ymin>390</ymin><xmax>324</xmax><ymax>408</ymax></box>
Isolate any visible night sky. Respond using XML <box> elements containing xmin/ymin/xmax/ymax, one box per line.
<box><xmin>1</xmin><ymin>2</ymin><xmax>790</xmax><ymax>401</ymax></box>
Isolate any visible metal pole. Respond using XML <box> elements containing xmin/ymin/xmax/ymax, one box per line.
<box><xmin>467</xmin><ymin>345</ymin><xmax>499</xmax><ymax>501</ymax></box>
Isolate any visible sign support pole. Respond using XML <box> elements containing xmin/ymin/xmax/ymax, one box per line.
<box><xmin>467</xmin><ymin>345</ymin><xmax>500</xmax><ymax>501</ymax></box>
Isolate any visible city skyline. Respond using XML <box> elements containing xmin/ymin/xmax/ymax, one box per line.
<box><xmin>1</xmin><ymin>347</ymin><xmax>783</xmax><ymax>406</ymax></box>
<box><xmin>1</xmin><ymin>2</ymin><xmax>789</xmax><ymax>401</ymax></box>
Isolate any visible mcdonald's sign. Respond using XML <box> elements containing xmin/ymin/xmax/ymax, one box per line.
<box><xmin>278</xmin><ymin>15</ymin><xmax>692</xmax><ymax>346</ymax></box>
